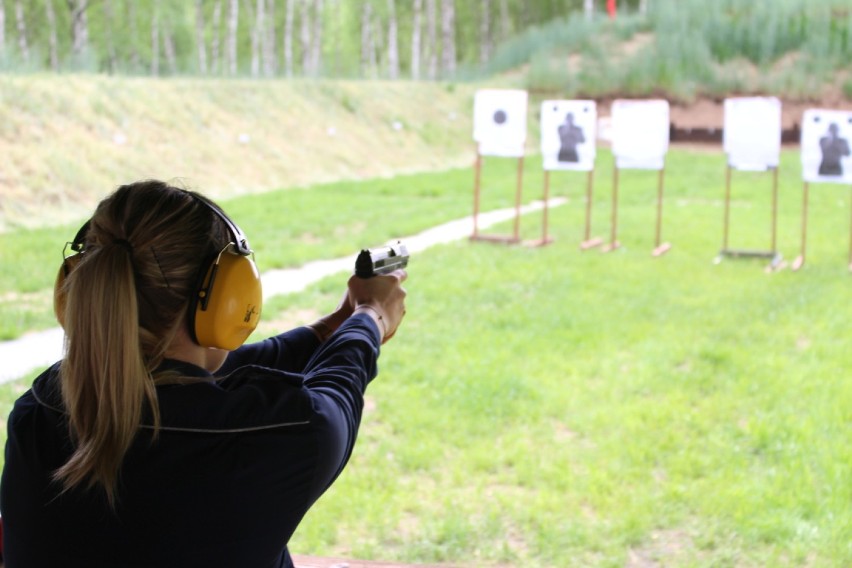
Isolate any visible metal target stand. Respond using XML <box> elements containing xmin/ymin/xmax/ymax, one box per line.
<box><xmin>580</xmin><ymin>169</ymin><xmax>604</xmax><ymax>249</ymax></box>
<box><xmin>471</xmin><ymin>153</ymin><xmax>524</xmax><ymax>244</ymax></box>
<box><xmin>537</xmin><ymin>169</ymin><xmax>556</xmax><ymax>247</ymax></box>
<box><xmin>471</xmin><ymin>88</ymin><xmax>529</xmax><ymax>245</ymax></box>
<box><xmin>791</xmin><ymin>182</ymin><xmax>852</xmax><ymax>272</ymax></box>
<box><xmin>603</xmin><ymin>163</ymin><xmax>671</xmax><ymax>256</ymax></box>
<box><xmin>716</xmin><ymin>96</ymin><xmax>785</xmax><ymax>271</ymax></box>
<box><xmin>540</xmin><ymin>169</ymin><xmax>602</xmax><ymax>249</ymax></box>
<box><xmin>716</xmin><ymin>164</ymin><xmax>785</xmax><ymax>271</ymax></box>
<box><xmin>603</xmin><ymin>99</ymin><xmax>672</xmax><ymax>256</ymax></box>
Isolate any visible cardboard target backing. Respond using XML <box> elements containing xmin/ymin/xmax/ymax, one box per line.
<box><xmin>723</xmin><ymin>97</ymin><xmax>782</xmax><ymax>171</ymax></box>
<box><xmin>611</xmin><ymin>99</ymin><xmax>670</xmax><ymax>170</ymax></box>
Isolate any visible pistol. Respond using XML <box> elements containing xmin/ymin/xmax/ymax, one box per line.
<box><xmin>355</xmin><ymin>241</ymin><xmax>409</xmax><ymax>278</ymax></box>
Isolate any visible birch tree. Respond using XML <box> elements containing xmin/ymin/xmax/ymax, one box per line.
<box><xmin>263</xmin><ymin>0</ymin><xmax>276</xmax><ymax>76</ymax></box>
<box><xmin>125</xmin><ymin>0</ymin><xmax>140</xmax><ymax>71</ymax></box>
<box><xmin>311</xmin><ymin>0</ymin><xmax>323</xmax><ymax>75</ymax></box>
<box><xmin>479</xmin><ymin>0</ymin><xmax>490</xmax><ymax>64</ymax></box>
<box><xmin>195</xmin><ymin>0</ymin><xmax>208</xmax><ymax>74</ymax></box>
<box><xmin>372</xmin><ymin>5</ymin><xmax>383</xmax><ymax>75</ymax></box>
<box><xmin>300</xmin><ymin>0</ymin><xmax>311</xmax><ymax>74</ymax></box>
<box><xmin>162</xmin><ymin>19</ymin><xmax>178</xmax><ymax>74</ymax></box>
<box><xmin>284</xmin><ymin>0</ymin><xmax>294</xmax><ymax>75</ymax></box>
<box><xmin>386</xmin><ymin>0</ymin><xmax>398</xmax><ymax>79</ymax></box>
<box><xmin>45</xmin><ymin>0</ymin><xmax>59</xmax><ymax>70</ymax></box>
<box><xmin>247</xmin><ymin>0</ymin><xmax>262</xmax><ymax>76</ymax></box>
<box><xmin>102</xmin><ymin>0</ymin><xmax>118</xmax><ymax>73</ymax></box>
<box><xmin>14</xmin><ymin>0</ymin><xmax>28</xmax><ymax>62</ymax></box>
<box><xmin>211</xmin><ymin>0</ymin><xmax>223</xmax><ymax>74</ymax></box>
<box><xmin>227</xmin><ymin>0</ymin><xmax>239</xmax><ymax>75</ymax></box>
<box><xmin>151</xmin><ymin>0</ymin><xmax>161</xmax><ymax>74</ymax></box>
<box><xmin>439</xmin><ymin>0</ymin><xmax>454</xmax><ymax>78</ymax></box>
<box><xmin>425</xmin><ymin>0</ymin><xmax>436</xmax><ymax>79</ymax></box>
<box><xmin>584</xmin><ymin>0</ymin><xmax>593</xmax><ymax>20</ymax></box>
<box><xmin>66</xmin><ymin>0</ymin><xmax>90</xmax><ymax>57</ymax></box>
<box><xmin>410</xmin><ymin>0</ymin><xmax>422</xmax><ymax>79</ymax></box>
<box><xmin>360</xmin><ymin>1</ymin><xmax>373</xmax><ymax>76</ymax></box>
<box><xmin>0</xmin><ymin>0</ymin><xmax>6</xmax><ymax>59</ymax></box>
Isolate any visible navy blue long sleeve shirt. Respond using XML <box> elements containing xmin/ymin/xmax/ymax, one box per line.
<box><xmin>0</xmin><ymin>314</ymin><xmax>381</xmax><ymax>568</ymax></box>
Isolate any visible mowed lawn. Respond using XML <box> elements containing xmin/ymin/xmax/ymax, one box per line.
<box><xmin>1</xmin><ymin>148</ymin><xmax>850</xmax><ymax>566</ymax></box>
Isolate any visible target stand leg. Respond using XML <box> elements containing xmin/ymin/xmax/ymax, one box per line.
<box><xmin>471</xmin><ymin>153</ymin><xmax>483</xmax><ymax>241</ymax></box>
<box><xmin>848</xmin><ymin>185</ymin><xmax>852</xmax><ymax>272</ymax></box>
<box><xmin>792</xmin><ymin>182</ymin><xmax>810</xmax><ymax>272</ymax></box>
<box><xmin>651</xmin><ymin>168</ymin><xmax>671</xmax><ymax>257</ymax></box>
<box><xmin>717</xmin><ymin>166</ymin><xmax>784</xmax><ymax>271</ymax></box>
<box><xmin>470</xmin><ymin>154</ymin><xmax>523</xmax><ymax>245</ymax></box>
<box><xmin>580</xmin><ymin>171</ymin><xmax>603</xmax><ymax>250</ymax></box>
<box><xmin>602</xmin><ymin>165</ymin><xmax>621</xmax><ymax>253</ymax></box>
<box><xmin>764</xmin><ymin>167</ymin><xmax>786</xmax><ymax>272</ymax></box>
<box><xmin>715</xmin><ymin>165</ymin><xmax>733</xmax><ymax>264</ymax></box>
<box><xmin>524</xmin><ymin>170</ymin><xmax>554</xmax><ymax>247</ymax></box>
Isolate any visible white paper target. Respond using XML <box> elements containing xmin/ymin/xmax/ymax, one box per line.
<box><xmin>611</xmin><ymin>99</ymin><xmax>670</xmax><ymax>170</ymax></box>
<box><xmin>473</xmin><ymin>89</ymin><xmax>528</xmax><ymax>158</ymax></box>
<box><xmin>801</xmin><ymin>109</ymin><xmax>852</xmax><ymax>185</ymax></box>
<box><xmin>540</xmin><ymin>100</ymin><xmax>597</xmax><ymax>171</ymax></box>
<box><xmin>723</xmin><ymin>97</ymin><xmax>782</xmax><ymax>171</ymax></box>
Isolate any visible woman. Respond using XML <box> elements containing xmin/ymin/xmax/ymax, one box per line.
<box><xmin>0</xmin><ymin>180</ymin><xmax>407</xmax><ymax>567</ymax></box>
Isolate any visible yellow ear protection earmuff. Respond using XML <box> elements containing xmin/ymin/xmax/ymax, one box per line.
<box><xmin>188</xmin><ymin>194</ymin><xmax>263</xmax><ymax>350</ymax></box>
<box><xmin>54</xmin><ymin>193</ymin><xmax>263</xmax><ymax>351</ymax></box>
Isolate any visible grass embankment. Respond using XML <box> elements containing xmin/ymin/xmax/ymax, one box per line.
<box><xmin>487</xmin><ymin>0</ymin><xmax>852</xmax><ymax>103</ymax></box>
<box><xmin>2</xmin><ymin>150</ymin><xmax>850</xmax><ymax>566</ymax></box>
<box><xmin>0</xmin><ymin>74</ymin><xmax>477</xmax><ymax>232</ymax></box>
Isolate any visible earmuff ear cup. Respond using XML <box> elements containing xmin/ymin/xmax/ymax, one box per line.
<box><xmin>54</xmin><ymin>254</ymin><xmax>84</xmax><ymax>328</ymax></box>
<box><xmin>192</xmin><ymin>251</ymin><xmax>263</xmax><ymax>350</ymax></box>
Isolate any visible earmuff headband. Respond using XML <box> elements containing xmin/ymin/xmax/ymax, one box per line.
<box><xmin>189</xmin><ymin>193</ymin><xmax>253</xmax><ymax>256</ymax></box>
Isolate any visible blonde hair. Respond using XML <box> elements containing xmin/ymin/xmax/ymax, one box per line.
<box><xmin>54</xmin><ymin>181</ymin><xmax>228</xmax><ymax>506</ymax></box>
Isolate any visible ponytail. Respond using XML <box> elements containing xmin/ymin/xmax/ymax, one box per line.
<box><xmin>55</xmin><ymin>241</ymin><xmax>160</xmax><ymax>506</ymax></box>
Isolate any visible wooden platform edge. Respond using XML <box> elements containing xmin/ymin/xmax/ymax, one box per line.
<box><xmin>0</xmin><ymin>555</ymin><xmax>468</xmax><ymax>568</ymax></box>
<box><xmin>293</xmin><ymin>555</ymin><xmax>464</xmax><ymax>568</ymax></box>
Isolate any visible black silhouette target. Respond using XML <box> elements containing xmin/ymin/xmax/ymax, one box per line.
<box><xmin>801</xmin><ymin>109</ymin><xmax>852</xmax><ymax>184</ymax></box>
<box><xmin>540</xmin><ymin>100</ymin><xmax>597</xmax><ymax>171</ymax></box>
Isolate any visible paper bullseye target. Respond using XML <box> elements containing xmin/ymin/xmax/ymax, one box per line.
<box><xmin>473</xmin><ymin>89</ymin><xmax>528</xmax><ymax>158</ymax></box>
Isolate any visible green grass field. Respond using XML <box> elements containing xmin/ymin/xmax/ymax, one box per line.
<box><xmin>1</xmin><ymin>148</ymin><xmax>851</xmax><ymax>566</ymax></box>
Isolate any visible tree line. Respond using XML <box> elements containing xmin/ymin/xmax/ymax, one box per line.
<box><xmin>0</xmin><ymin>0</ymin><xmax>648</xmax><ymax>78</ymax></box>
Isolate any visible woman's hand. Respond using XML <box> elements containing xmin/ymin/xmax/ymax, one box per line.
<box><xmin>306</xmin><ymin>289</ymin><xmax>355</xmax><ymax>342</ymax></box>
<box><xmin>348</xmin><ymin>270</ymin><xmax>407</xmax><ymax>344</ymax></box>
